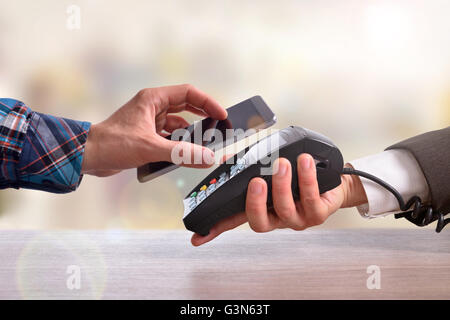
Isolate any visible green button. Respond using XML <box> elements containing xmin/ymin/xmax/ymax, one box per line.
<box><xmin>190</xmin><ymin>192</ymin><xmax>197</xmax><ymax>198</ymax></box>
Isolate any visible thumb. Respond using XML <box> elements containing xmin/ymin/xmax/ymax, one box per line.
<box><xmin>153</xmin><ymin>135</ymin><xmax>216</xmax><ymax>168</ymax></box>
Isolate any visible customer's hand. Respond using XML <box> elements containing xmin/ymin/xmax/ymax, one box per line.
<box><xmin>81</xmin><ymin>84</ymin><xmax>227</xmax><ymax>177</ymax></box>
<box><xmin>191</xmin><ymin>154</ymin><xmax>367</xmax><ymax>246</ymax></box>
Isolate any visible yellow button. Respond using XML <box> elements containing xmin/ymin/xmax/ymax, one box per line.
<box><xmin>200</xmin><ymin>185</ymin><xmax>207</xmax><ymax>191</ymax></box>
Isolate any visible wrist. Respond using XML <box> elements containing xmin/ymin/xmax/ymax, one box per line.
<box><xmin>341</xmin><ymin>164</ymin><xmax>368</xmax><ymax>208</ymax></box>
<box><xmin>81</xmin><ymin>123</ymin><xmax>100</xmax><ymax>173</ymax></box>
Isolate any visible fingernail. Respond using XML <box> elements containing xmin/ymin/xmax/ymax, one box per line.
<box><xmin>203</xmin><ymin>149</ymin><xmax>215</xmax><ymax>165</ymax></box>
<box><xmin>250</xmin><ymin>181</ymin><xmax>263</xmax><ymax>194</ymax></box>
<box><xmin>276</xmin><ymin>160</ymin><xmax>287</xmax><ymax>177</ymax></box>
<box><xmin>300</xmin><ymin>156</ymin><xmax>311</xmax><ymax>170</ymax></box>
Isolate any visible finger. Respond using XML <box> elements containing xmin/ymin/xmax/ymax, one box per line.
<box><xmin>297</xmin><ymin>153</ymin><xmax>327</xmax><ymax>224</ymax></box>
<box><xmin>246</xmin><ymin>177</ymin><xmax>275</xmax><ymax>233</ymax></box>
<box><xmin>158</xmin><ymin>84</ymin><xmax>228</xmax><ymax>120</ymax></box>
<box><xmin>153</xmin><ymin>136</ymin><xmax>216</xmax><ymax>168</ymax></box>
<box><xmin>191</xmin><ymin>212</ymin><xmax>247</xmax><ymax>246</ymax></box>
<box><xmin>163</xmin><ymin>115</ymin><xmax>190</xmax><ymax>133</ymax></box>
<box><xmin>168</xmin><ymin>103</ymin><xmax>209</xmax><ymax>117</ymax></box>
<box><xmin>272</xmin><ymin>158</ymin><xmax>304</xmax><ymax>228</ymax></box>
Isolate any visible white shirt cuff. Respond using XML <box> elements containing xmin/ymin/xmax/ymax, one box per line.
<box><xmin>349</xmin><ymin>149</ymin><xmax>430</xmax><ymax>218</ymax></box>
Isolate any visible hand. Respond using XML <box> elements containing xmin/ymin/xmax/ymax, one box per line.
<box><xmin>191</xmin><ymin>154</ymin><xmax>367</xmax><ymax>246</ymax></box>
<box><xmin>81</xmin><ymin>84</ymin><xmax>227</xmax><ymax>176</ymax></box>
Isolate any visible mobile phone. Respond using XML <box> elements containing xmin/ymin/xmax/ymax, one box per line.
<box><xmin>137</xmin><ymin>95</ymin><xmax>277</xmax><ymax>182</ymax></box>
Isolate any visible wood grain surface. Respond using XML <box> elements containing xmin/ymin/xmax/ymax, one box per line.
<box><xmin>0</xmin><ymin>229</ymin><xmax>449</xmax><ymax>299</ymax></box>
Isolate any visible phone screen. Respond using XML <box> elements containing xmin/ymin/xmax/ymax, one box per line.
<box><xmin>137</xmin><ymin>95</ymin><xmax>276</xmax><ymax>182</ymax></box>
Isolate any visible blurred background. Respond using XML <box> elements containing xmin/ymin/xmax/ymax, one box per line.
<box><xmin>0</xmin><ymin>0</ymin><xmax>449</xmax><ymax>230</ymax></box>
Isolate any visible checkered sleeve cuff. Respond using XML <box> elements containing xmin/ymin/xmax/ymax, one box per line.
<box><xmin>16</xmin><ymin>112</ymin><xmax>91</xmax><ymax>193</ymax></box>
<box><xmin>0</xmin><ymin>98</ymin><xmax>91</xmax><ymax>193</ymax></box>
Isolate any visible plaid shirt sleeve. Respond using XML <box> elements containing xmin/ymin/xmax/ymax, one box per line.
<box><xmin>0</xmin><ymin>98</ymin><xmax>91</xmax><ymax>193</ymax></box>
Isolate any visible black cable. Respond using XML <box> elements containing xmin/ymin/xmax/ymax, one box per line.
<box><xmin>342</xmin><ymin>167</ymin><xmax>449</xmax><ymax>233</ymax></box>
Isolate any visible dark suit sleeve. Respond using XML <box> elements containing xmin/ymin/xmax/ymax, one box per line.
<box><xmin>386</xmin><ymin>126</ymin><xmax>450</xmax><ymax>214</ymax></box>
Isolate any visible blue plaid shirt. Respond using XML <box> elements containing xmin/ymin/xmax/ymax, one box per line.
<box><xmin>0</xmin><ymin>98</ymin><xmax>91</xmax><ymax>193</ymax></box>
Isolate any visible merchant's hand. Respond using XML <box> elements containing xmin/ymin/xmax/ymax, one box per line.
<box><xmin>191</xmin><ymin>154</ymin><xmax>367</xmax><ymax>246</ymax></box>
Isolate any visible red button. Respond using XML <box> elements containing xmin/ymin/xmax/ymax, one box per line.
<box><xmin>210</xmin><ymin>178</ymin><xmax>217</xmax><ymax>184</ymax></box>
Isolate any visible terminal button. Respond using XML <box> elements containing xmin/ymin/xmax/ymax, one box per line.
<box><xmin>216</xmin><ymin>176</ymin><xmax>226</xmax><ymax>188</ymax></box>
<box><xmin>197</xmin><ymin>190</ymin><xmax>207</xmax><ymax>203</ymax></box>
<box><xmin>206</xmin><ymin>184</ymin><xmax>216</xmax><ymax>196</ymax></box>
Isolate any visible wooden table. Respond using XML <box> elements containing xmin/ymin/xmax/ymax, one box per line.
<box><xmin>0</xmin><ymin>229</ymin><xmax>449</xmax><ymax>299</ymax></box>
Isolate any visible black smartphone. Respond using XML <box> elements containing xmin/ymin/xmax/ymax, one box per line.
<box><xmin>137</xmin><ymin>95</ymin><xmax>276</xmax><ymax>182</ymax></box>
